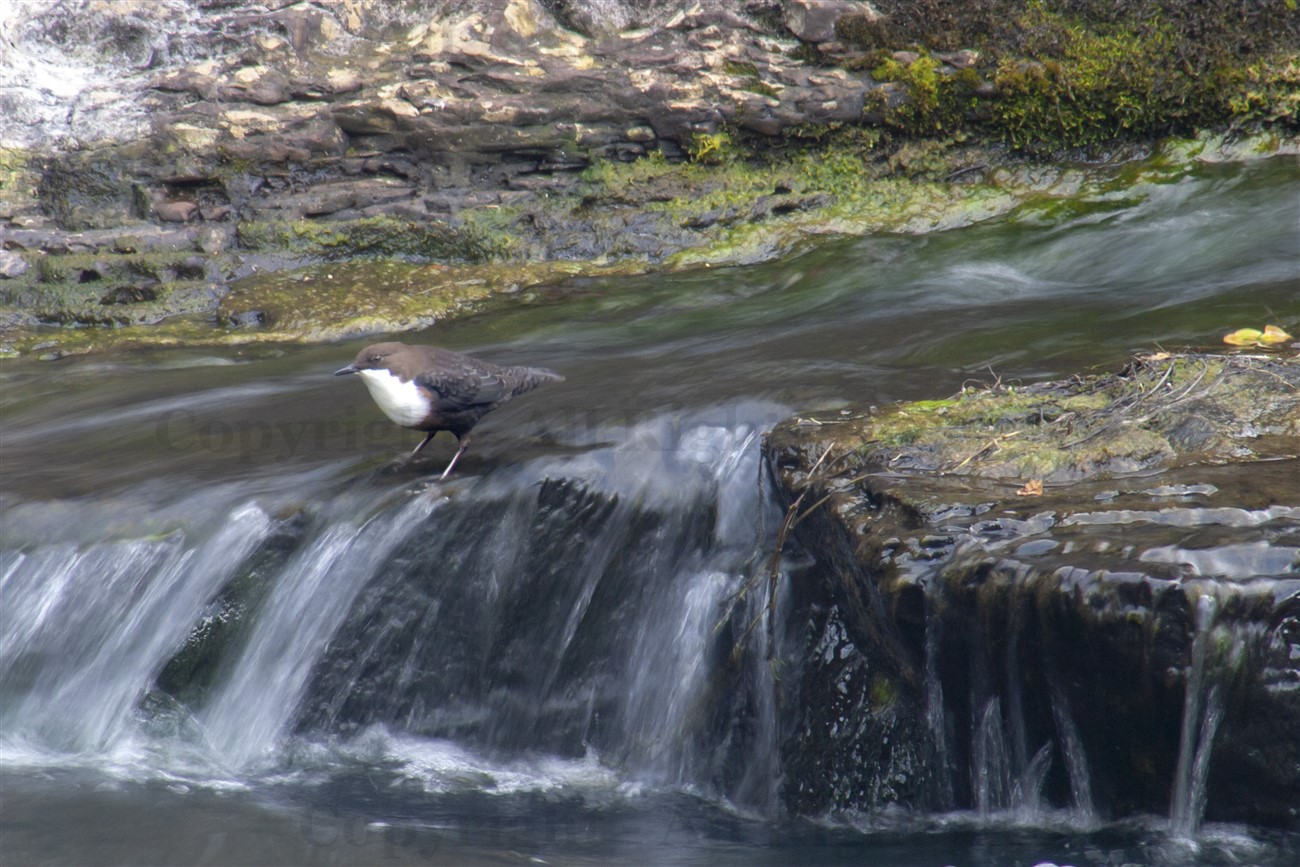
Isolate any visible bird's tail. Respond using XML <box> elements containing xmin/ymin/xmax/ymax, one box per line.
<box><xmin>505</xmin><ymin>366</ymin><xmax>565</xmax><ymax>396</ymax></box>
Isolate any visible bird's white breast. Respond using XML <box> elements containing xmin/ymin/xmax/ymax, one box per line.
<box><xmin>357</xmin><ymin>369</ymin><xmax>430</xmax><ymax>427</ymax></box>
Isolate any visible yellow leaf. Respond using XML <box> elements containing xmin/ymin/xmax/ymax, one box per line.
<box><xmin>1258</xmin><ymin>324</ymin><xmax>1294</xmax><ymax>345</ymax></box>
<box><xmin>1223</xmin><ymin>328</ymin><xmax>1263</xmax><ymax>346</ymax></box>
<box><xmin>1016</xmin><ymin>479</ymin><xmax>1043</xmax><ymax>497</ymax></box>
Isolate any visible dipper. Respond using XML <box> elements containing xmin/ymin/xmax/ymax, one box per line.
<box><xmin>334</xmin><ymin>341</ymin><xmax>563</xmax><ymax>478</ymax></box>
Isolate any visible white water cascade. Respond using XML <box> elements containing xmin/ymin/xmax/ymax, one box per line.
<box><xmin>0</xmin><ymin>504</ymin><xmax>273</xmax><ymax>755</ymax></box>
<box><xmin>0</xmin><ymin>408</ymin><xmax>788</xmax><ymax>811</ymax></box>
<box><xmin>1169</xmin><ymin>593</ymin><xmax>1228</xmax><ymax>839</ymax></box>
<box><xmin>199</xmin><ymin>494</ymin><xmax>439</xmax><ymax>769</ymax></box>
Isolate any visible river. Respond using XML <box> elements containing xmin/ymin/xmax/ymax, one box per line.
<box><xmin>2</xmin><ymin>156</ymin><xmax>1298</xmax><ymax>865</ymax></box>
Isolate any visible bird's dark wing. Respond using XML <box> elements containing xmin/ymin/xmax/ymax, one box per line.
<box><xmin>415</xmin><ymin>365</ymin><xmax>513</xmax><ymax>410</ymax></box>
<box><xmin>408</xmin><ymin>346</ymin><xmax>560</xmax><ymax>415</ymax></box>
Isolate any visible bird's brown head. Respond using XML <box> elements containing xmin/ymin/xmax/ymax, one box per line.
<box><xmin>333</xmin><ymin>342</ymin><xmax>407</xmax><ymax>376</ymax></box>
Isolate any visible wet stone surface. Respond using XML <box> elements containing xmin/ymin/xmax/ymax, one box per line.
<box><xmin>764</xmin><ymin>352</ymin><xmax>1300</xmax><ymax>826</ymax></box>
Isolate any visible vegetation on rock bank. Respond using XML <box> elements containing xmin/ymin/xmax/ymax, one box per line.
<box><xmin>1</xmin><ymin>0</ymin><xmax>1297</xmax><ymax>358</ymax></box>
<box><xmin>3</xmin><ymin>128</ymin><xmax>1295</xmax><ymax>360</ymax></box>
<box><xmin>771</xmin><ymin>351</ymin><xmax>1300</xmax><ymax>485</ymax></box>
<box><xmin>845</xmin><ymin>0</ymin><xmax>1300</xmax><ymax>151</ymax></box>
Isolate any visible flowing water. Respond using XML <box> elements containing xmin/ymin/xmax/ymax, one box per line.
<box><xmin>2</xmin><ymin>157</ymin><xmax>1299</xmax><ymax>865</ymax></box>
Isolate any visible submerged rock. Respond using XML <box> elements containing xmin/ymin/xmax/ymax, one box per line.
<box><xmin>764</xmin><ymin>352</ymin><xmax>1300</xmax><ymax>827</ymax></box>
<box><xmin>156</xmin><ymin>511</ymin><xmax>309</xmax><ymax>707</ymax></box>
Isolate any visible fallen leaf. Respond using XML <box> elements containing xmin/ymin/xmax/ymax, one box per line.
<box><xmin>1223</xmin><ymin>328</ymin><xmax>1263</xmax><ymax>346</ymax></box>
<box><xmin>1259</xmin><ymin>324</ymin><xmax>1294</xmax><ymax>345</ymax></box>
<box><xmin>1016</xmin><ymin>479</ymin><xmax>1043</xmax><ymax>496</ymax></box>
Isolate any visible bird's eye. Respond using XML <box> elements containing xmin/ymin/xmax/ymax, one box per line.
<box><xmin>368</xmin><ymin>355</ymin><xmax>381</xmax><ymax>364</ymax></box>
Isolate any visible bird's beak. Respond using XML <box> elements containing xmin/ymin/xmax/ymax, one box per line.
<box><xmin>333</xmin><ymin>364</ymin><xmax>358</xmax><ymax>376</ymax></box>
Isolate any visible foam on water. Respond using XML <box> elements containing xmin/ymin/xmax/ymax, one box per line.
<box><xmin>315</xmin><ymin>726</ymin><xmax>624</xmax><ymax>797</ymax></box>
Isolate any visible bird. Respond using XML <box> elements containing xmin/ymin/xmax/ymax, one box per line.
<box><xmin>334</xmin><ymin>341</ymin><xmax>563</xmax><ymax>479</ymax></box>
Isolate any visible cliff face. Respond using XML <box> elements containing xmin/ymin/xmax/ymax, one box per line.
<box><xmin>0</xmin><ymin>1</ymin><xmax>897</xmax><ymax>242</ymax></box>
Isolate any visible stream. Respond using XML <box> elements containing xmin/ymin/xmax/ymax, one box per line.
<box><xmin>1</xmin><ymin>156</ymin><xmax>1298</xmax><ymax>865</ymax></box>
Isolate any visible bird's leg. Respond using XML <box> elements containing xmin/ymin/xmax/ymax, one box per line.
<box><xmin>411</xmin><ymin>430</ymin><xmax>437</xmax><ymax>457</ymax></box>
<box><xmin>439</xmin><ymin>435</ymin><xmax>471</xmax><ymax>480</ymax></box>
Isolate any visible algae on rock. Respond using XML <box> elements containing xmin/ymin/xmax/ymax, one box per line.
<box><xmin>783</xmin><ymin>353</ymin><xmax>1300</xmax><ymax>483</ymax></box>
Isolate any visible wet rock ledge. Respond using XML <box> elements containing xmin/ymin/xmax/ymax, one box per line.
<box><xmin>2</xmin><ymin>0</ymin><xmax>1298</xmax><ymax>357</ymax></box>
<box><xmin>764</xmin><ymin>352</ymin><xmax>1300</xmax><ymax>827</ymax></box>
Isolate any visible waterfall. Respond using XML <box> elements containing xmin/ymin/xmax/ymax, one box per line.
<box><xmin>1002</xmin><ymin>614</ymin><xmax>1059</xmax><ymax>821</ymax></box>
<box><xmin>198</xmin><ymin>494</ymin><xmax>438</xmax><ymax>769</ymax></box>
<box><xmin>0</xmin><ymin>504</ymin><xmax>272</xmax><ymax>754</ymax></box>
<box><xmin>278</xmin><ymin>411</ymin><xmax>787</xmax><ymax>805</ymax></box>
<box><xmin>923</xmin><ymin>605</ymin><xmax>954</xmax><ymax>809</ymax></box>
<box><xmin>1169</xmin><ymin>592</ymin><xmax>1225</xmax><ymax>838</ymax></box>
<box><xmin>972</xmin><ymin>696</ymin><xmax>1011</xmax><ymax>815</ymax></box>
<box><xmin>1049</xmin><ymin>681</ymin><xmax>1096</xmax><ymax>824</ymax></box>
<box><xmin>965</xmin><ymin>680</ymin><xmax>1096</xmax><ymax>823</ymax></box>
<box><xmin>615</xmin><ymin>420</ymin><xmax>780</xmax><ymax>797</ymax></box>
<box><xmin>17</xmin><ymin>396</ymin><xmax>1228</xmax><ymax>832</ymax></box>
<box><xmin>0</xmin><ymin>405</ymin><xmax>789</xmax><ymax>811</ymax></box>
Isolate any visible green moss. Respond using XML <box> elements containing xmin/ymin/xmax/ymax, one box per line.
<box><xmin>0</xmin><ymin>147</ymin><xmax>30</xmax><ymax>175</ymax></box>
<box><xmin>580</xmin><ymin>117</ymin><xmax>956</xmax><ymax>245</ymax></box>
<box><xmin>866</xmin><ymin>390</ymin><xmax>1111</xmax><ymax>449</ymax></box>
<box><xmin>28</xmin><ymin>250</ymin><xmax>201</xmax><ymax>286</ymax></box>
<box><xmin>0</xmin><ymin>148</ymin><xmax>37</xmax><ymax>212</ymax></box>
<box><xmin>579</xmin><ymin>149</ymin><xmax>679</xmax><ymax>188</ymax></box>
<box><xmin>723</xmin><ymin>59</ymin><xmax>780</xmax><ymax>98</ymax></box>
<box><xmin>992</xmin><ymin>7</ymin><xmax>1181</xmax><ymax>152</ymax></box>
<box><xmin>0</xmin><ymin>248</ymin><xmax>219</xmax><ymax>326</ymax></box>
<box><xmin>840</xmin><ymin>0</ymin><xmax>1002</xmax><ymax>54</ymax></box>
<box><xmin>689</xmin><ymin>131</ymin><xmax>733</xmax><ymax>164</ymax></box>
<box><xmin>873</xmin><ymin>53</ymin><xmax>976</xmax><ymax>135</ymax></box>
<box><xmin>834</xmin><ymin>11</ymin><xmax>893</xmax><ymax>51</ymax></box>
<box><xmin>852</xmin><ymin>383</ymin><xmax>1147</xmax><ymax>480</ymax></box>
<box><xmin>869</xmin><ymin>674</ymin><xmax>898</xmax><ymax>712</ymax></box>
<box><xmin>781</xmin><ymin>123</ymin><xmax>882</xmax><ymax>154</ymax></box>
<box><xmin>456</xmin><ymin>205</ymin><xmax>528</xmax><ymax>260</ymax></box>
<box><xmin>216</xmin><ymin>260</ymin><xmax>492</xmax><ymax>338</ymax></box>
<box><xmin>1229</xmin><ymin>57</ymin><xmax>1300</xmax><ymax>126</ymax></box>
<box><xmin>38</xmin><ymin>149</ymin><xmax>154</xmax><ymax>230</ymax></box>
<box><xmin>575</xmin><ymin>111</ymin><xmax>1255</xmax><ymax>270</ymax></box>
<box><xmin>213</xmin><ymin>258</ymin><xmax>640</xmax><ymax>343</ymax></box>
<box><xmin>903</xmin><ymin>398</ymin><xmax>960</xmax><ymax>412</ymax></box>
<box><xmin>821</xmin><ymin>351</ymin><xmax>1300</xmax><ymax>483</ymax></box>
<box><xmin>839</xmin><ymin>0</ymin><xmax>1300</xmax><ymax>153</ymax></box>
<box><xmin>235</xmin><ymin>215</ymin><xmax>500</xmax><ymax>263</ymax></box>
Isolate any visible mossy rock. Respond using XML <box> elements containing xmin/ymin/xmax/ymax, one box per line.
<box><xmin>838</xmin><ymin>0</ymin><xmax>1300</xmax><ymax>154</ymax></box>
<box><xmin>215</xmin><ymin>258</ymin><xmax>639</xmax><ymax>343</ymax></box>
<box><xmin>235</xmin><ymin>215</ymin><xmax>503</xmax><ymax>263</ymax></box>
<box><xmin>38</xmin><ymin>146</ymin><xmax>156</xmax><ymax>230</ymax></box>
<box><xmin>0</xmin><ymin>148</ymin><xmax>41</xmax><ymax>216</ymax></box>
<box><xmin>0</xmin><ymin>248</ymin><xmax>219</xmax><ymax>326</ymax></box>
<box><xmin>771</xmin><ymin>352</ymin><xmax>1300</xmax><ymax>485</ymax></box>
<box><xmin>4</xmin><ymin>132</ymin><xmax>1295</xmax><ymax>360</ymax></box>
